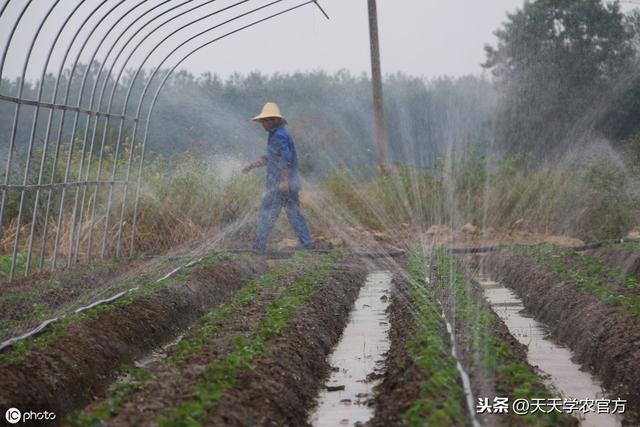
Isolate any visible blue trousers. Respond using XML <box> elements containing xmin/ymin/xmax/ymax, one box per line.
<box><xmin>253</xmin><ymin>191</ymin><xmax>313</xmax><ymax>251</ymax></box>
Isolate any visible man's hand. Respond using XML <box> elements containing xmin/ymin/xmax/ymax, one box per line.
<box><xmin>279</xmin><ymin>179</ymin><xmax>289</xmax><ymax>193</ymax></box>
<box><xmin>279</xmin><ymin>169</ymin><xmax>290</xmax><ymax>193</ymax></box>
<box><xmin>242</xmin><ymin>158</ymin><xmax>266</xmax><ymax>174</ymax></box>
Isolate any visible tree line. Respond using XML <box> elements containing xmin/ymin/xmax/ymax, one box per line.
<box><xmin>1</xmin><ymin>0</ymin><xmax>640</xmax><ymax>181</ymax></box>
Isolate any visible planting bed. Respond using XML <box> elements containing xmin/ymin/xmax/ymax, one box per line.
<box><xmin>0</xmin><ymin>253</ymin><xmax>267</xmax><ymax>421</ymax></box>
<box><xmin>3</xmin><ymin>245</ymin><xmax>628</xmax><ymax>426</ymax></box>
<box><xmin>0</xmin><ymin>258</ymin><xmax>146</xmax><ymax>341</ymax></box>
<box><xmin>64</xmin><ymin>251</ymin><xmax>364</xmax><ymax>427</ymax></box>
<box><xmin>370</xmin><ymin>251</ymin><xmax>576</xmax><ymax>426</ymax></box>
<box><xmin>583</xmin><ymin>242</ymin><xmax>640</xmax><ymax>279</ymax></box>
<box><xmin>431</xmin><ymin>250</ymin><xmax>576</xmax><ymax>427</ymax></box>
<box><xmin>369</xmin><ymin>254</ymin><xmax>469</xmax><ymax>427</ymax></box>
<box><xmin>483</xmin><ymin>244</ymin><xmax>640</xmax><ymax>424</ymax></box>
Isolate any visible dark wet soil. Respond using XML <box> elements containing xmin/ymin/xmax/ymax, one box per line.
<box><xmin>368</xmin><ymin>276</ymin><xmax>468</xmax><ymax>427</ymax></box>
<box><xmin>205</xmin><ymin>261</ymin><xmax>365</xmax><ymax>427</ymax></box>
<box><xmin>0</xmin><ymin>261</ymin><xmax>141</xmax><ymax>323</ymax></box>
<box><xmin>0</xmin><ymin>257</ymin><xmax>157</xmax><ymax>340</ymax></box>
<box><xmin>483</xmin><ymin>251</ymin><xmax>640</xmax><ymax>425</ymax></box>
<box><xmin>0</xmin><ymin>255</ymin><xmax>266</xmax><ymax>423</ymax></box>
<box><xmin>584</xmin><ymin>245</ymin><xmax>640</xmax><ymax>280</ymax></box>
<box><xmin>99</xmin><ymin>256</ymin><xmax>313</xmax><ymax>426</ymax></box>
<box><xmin>434</xmin><ymin>259</ymin><xmax>577</xmax><ymax>427</ymax></box>
<box><xmin>88</xmin><ymin>257</ymin><xmax>364</xmax><ymax>427</ymax></box>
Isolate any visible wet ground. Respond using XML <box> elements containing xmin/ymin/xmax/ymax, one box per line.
<box><xmin>2</xmin><ymin>245</ymin><xmax>639</xmax><ymax>426</ymax></box>
<box><xmin>479</xmin><ymin>278</ymin><xmax>622</xmax><ymax>427</ymax></box>
<box><xmin>309</xmin><ymin>270</ymin><xmax>392</xmax><ymax>427</ymax></box>
<box><xmin>482</xmin><ymin>249</ymin><xmax>640</xmax><ymax>424</ymax></box>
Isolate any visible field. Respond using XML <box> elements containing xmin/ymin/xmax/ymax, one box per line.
<box><xmin>1</xmin><ymin>238</ymin><xmax>639</xmax><ymax>426</ymax></box>
<box><xmin>1</xmin><ymin>119</ymin><xmax>639</xmax><ymax>427</ymax></box>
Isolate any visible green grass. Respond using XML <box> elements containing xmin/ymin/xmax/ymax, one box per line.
<box><xmin>0</xmin><ymin>252</ymin><xmax>54</xmax><ymax>279</ymax></box>
<box><xmin>156</xmin><ymin>251</ymin><xmax>343</xmax><ymax>427</ymax></box>
<box><xmin>402</xmin><ymin>250</ymin><xmax>468</xmax><ymax>426</ymax></box>
<box><xmin>511</xmin><ymin>244</ymin><xmax>640</xmax><ymax>318</ymax></box>
<box><xmin>434</xmin><ymin>249</ymin><xmax>562</xmax><ymax>426</ymax></box>
<box><xmin>0</xmin><ymin>254</ymin><xmax>230</xmax><ymax>366</ymax></box>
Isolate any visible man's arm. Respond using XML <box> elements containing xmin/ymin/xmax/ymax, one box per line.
<box><xmin>242</xmin><ymin>157</ymin><xmax>267</xmax><ymax>174</ymax></box>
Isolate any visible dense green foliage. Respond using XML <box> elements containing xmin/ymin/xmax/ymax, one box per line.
<box><xmin>484</xmin><ymin>0</ymin><xmax>640</xmax><ymax>157</ymax></box>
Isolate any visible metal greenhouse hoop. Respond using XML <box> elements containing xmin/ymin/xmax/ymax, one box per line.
<box><xmin>0</xmin><ymin>0</ymin><xmax>328</xmax><ymax>280</ymax></box>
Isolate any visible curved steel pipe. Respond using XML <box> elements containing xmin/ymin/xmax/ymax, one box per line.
<box><xmin>0</xmin><ymin>0</ymin><xmax>329</xmax><ymax>279</ymax></box>
<box><xmin>0</xmin><ymin>0</ymin><xmax>112</xmax><ymax>276</ymax></box>
<box><xmin>47</xmin><ymin>0</ymin><xmax>146</xmax><ymax>269</ymax></box>
<box><xmin>116</xmin><ymin>0</ymin><xmax>284</xmax><ymax>254</ymax></box>
<box><xmin>1</xmin><ymin>0</ymin><xmax>62</xmax><ymax>279</ymax></box>
<box><xmin>83</xmin><ymin>0</ymin><xmax>228</xmax><ymax>260</ymax></box>
<box><xmin>24</xmin><ymin>0</ymin><xmax>97</xmax><ymax>273</ymax></box>
<box><xmin>88</xmin><ymin>0</ymin><xmax>256</xmax><ymax>257</ymax></box>
<box><xmin>36</xmin><ymin>0</ymin><xmax>132</xmax><ymax>271</ymax></box>
<box><xmin>73</xmin><ymin>0</ymin><xmax>182</xmax><ymax>262</ymax></box>
<box><xmin>35</xmin><ymin>1</ymin><xmax>114</xmax><ymax>272</ymax></box>
<box><xmin>87</xmin><ymin>0</ymin><xmax>279</xmax><ymax>259</ymax></box>
<box><xmin>129</xmin><ymin>0</ymin><xmax>322</xmax><ymax>254</ymax></box>
<box><xmin>0</xmin><ymin>0</ymin><xmax>33</xmax><ymax>273</ymax></box>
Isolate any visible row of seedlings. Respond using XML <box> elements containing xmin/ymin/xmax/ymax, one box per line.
<box><xmin>433</xmin><ymin>248</ymin><xmax>578</xmax><ymax>426</ymax></box>
<box><xmin>0</xmin><ymin>253</ymin><xmax>266</xmax><ymax>419</ymax></box>
<box><xmin>370</xmin><ymin>251</ymin><xmax>471</xmax><ymax>426</ymax></box>
<box><xmin>483</xmin><ymin>243</ymin><xmax>640</xmax><ymax>423</ymax></box>
<box><xmin>68</xmin><ymin>251</ymin><xmax>365</xmax><ymax>427</ymax></box>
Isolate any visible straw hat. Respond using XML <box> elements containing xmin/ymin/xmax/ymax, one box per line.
<box><xmin>252</xmin><ymin>102</ymin><xmax>287</xmax><ymax>124</ymax></box>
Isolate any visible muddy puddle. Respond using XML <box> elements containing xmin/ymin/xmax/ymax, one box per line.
<box><xmin>134</xmin><ymin>332</ymin><xmax>186</xmax><ymax>369</ymax></box>
<box><xmin>110</xmin><ymin>332</ymin><xmax>186</xmax><ymax>389</ymax></box>
<box><xmin>308</xmin><ymin>270</ymin><xmax>392</xmax><ymax>427</ymax></box>
<box><xmin>479</xmin><ymin>278</ymin><xmax>623</xmax><ymax>427</ymax></box>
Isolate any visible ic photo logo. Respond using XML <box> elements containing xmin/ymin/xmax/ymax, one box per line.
<box><xmin>4</xmin><ymin>407</ymin><xmax>56</xmax><ymax>424</ymax></box>
<box><xmin>5</xmin><ymin>408</ymin><xmax>21</xmax><ymax>424</ymax></box>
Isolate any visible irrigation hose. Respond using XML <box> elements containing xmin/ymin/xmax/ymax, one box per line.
<box><xmin>0</xmin><ymin>258</ymin><xmax>196</xmax><ymax>353</ymax></box>
<box><xmin>1</xmin><ymin>237</ymin><xmax>638</xmax><ymax>353</ymax></box>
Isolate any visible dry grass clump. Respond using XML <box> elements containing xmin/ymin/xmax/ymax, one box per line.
<box><xmin>323</xmin><ymin>151</ymin><xmax>640</xmax><ymax>242</ymax></box>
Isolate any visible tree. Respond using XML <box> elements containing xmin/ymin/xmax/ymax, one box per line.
<box><xmin>484</xmin><ymin>0</ymin><xmax>636</xmax><ymax>157</ymax></box>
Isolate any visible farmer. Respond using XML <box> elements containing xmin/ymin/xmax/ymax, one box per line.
<box><xmin>242</xmin><ymin>102</ymin><xmax>314</xmax><ymax>252</ymax></box>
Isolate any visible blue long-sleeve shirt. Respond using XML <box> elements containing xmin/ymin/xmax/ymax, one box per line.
<box><xmin>261</xmin><ymin>125</ymin><xmax>301</xmax><ymax>192</ymax></box>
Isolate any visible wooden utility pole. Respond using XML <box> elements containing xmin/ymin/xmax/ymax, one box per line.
<box><xmin>367</xmin><ymin>0</ymin><xmax>387</xmax><ymax>167</ymax></box>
